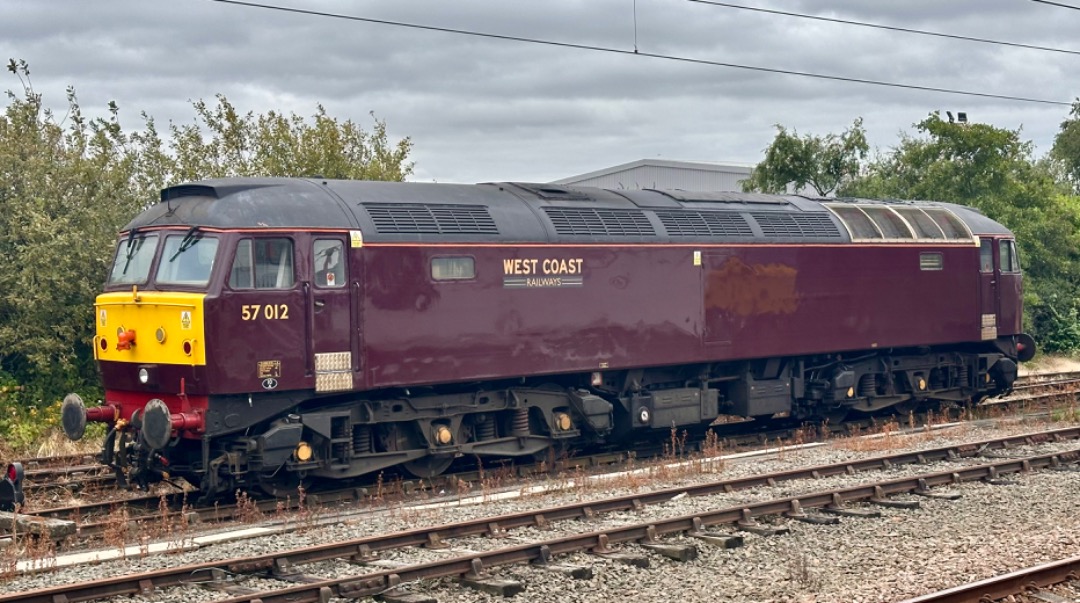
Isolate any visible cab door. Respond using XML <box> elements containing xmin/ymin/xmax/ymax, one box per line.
<box><xmin>996</xmin><ymin>239</ymin><xmax>1023</xmax><ymax>336</ymax></box>
<box><xmin>977</xmin><ymin>238</ymin><xmax>999</xmax><ymax>340</ymax></box>
<box><xmin>309</xmin><ymin>236</ymin><xmax>357</xmax><ymax>393</ymax></box>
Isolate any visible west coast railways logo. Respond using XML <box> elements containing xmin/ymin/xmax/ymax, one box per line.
<box><xmin>502</xmin><ymin>257</ymin><xmax>584</xmax><ymax>289</ymax></box>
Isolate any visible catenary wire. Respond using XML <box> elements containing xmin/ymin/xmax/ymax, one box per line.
<box><xmin>207</xmin><ymin>0</ymin><xmax>1071</xmax><ymax>107</ymax></box>
<box><xmin>690</xmin><ymin>0</ymin><xmax>1080</xmax><ymax>57</ymax></box>
<box><xmin>1028</xmin><ymin>0</ymin><xmax>1080</xmax><ymax>10</ymax></box>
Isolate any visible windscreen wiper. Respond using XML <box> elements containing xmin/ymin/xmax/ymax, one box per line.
<box><xmin>120</xmin><ymin>227</ymin><xmax>141</xmax><ymax>276</ymax></box>
<box><xmin>168</xmin><ymin>226</ymin><xmax>201</xmax><ymax>262</ymax></box>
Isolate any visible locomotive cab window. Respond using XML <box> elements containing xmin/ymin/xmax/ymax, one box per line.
<box><xmin>229</xmin><ymin>238</ymin><xmax>295</xmax><ymax>289</ymax></box>
<box><xmin>979</xmin><ymin>239</ymin><xmax>994</xmax><ymax>272</ymax></box>
<box><xmin>431</xmin><ymin>257</ymin><xmax>475</xmax><ymax>281</ymax></box>
<box><xmin>156</xmin><ymin>232</ymin><xmax>219</xmax><ymax>287</ymax></box>
<box><xmin>313</xmin><ymin>239</ymin><xmax>345</xmax><ymax>288</ymax></box>
<box><xmin>108</xmin><ymin>233</ymin><xmax>159</xmax><ymax>285</ymax></box>
<box><xmin>999</xmin><ymin>239</ymin><xmax>1020</xmax><ymax>273</ymax></box>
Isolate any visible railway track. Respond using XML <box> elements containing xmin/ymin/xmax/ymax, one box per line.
<box><xmin>3</xmin><ymin>435</ymin><xmax>1078</xmax><ymax>603</ymax></box>
<box><xmin>10</xmin><ymin>421</ymin><xmax>1080</xmax><ymax>545</ymax></box>
<box><xmin>13</xmin><ymin>369</ymin><xmax>1077</xmax><ymax>491</ymax></box>
<box><xmin>8</xmin><ymin>371</ymin><xmax>1080</xmax><ymax>547</ymax></box>
<box><xmin>899</xmin><ymin>555</ymin><xmax>1080</xmax><ymax>602</ymax></box>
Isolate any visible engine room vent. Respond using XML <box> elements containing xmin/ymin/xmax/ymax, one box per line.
<box><xmin>655</xmin><ymin>211</ymin><xmax>754</xmax><ymax>238</ymax></box>
<box><xmin>543</xmin><ymin>207</ymin><xmax>656</xmax><ymax>237</ymax></box>
<box><xmin>750</xmin><ymin>212</ymin><xmax>841</xmax><ymax>239</ymax></box>
<box><xmin>363</xmin><ymin>204</ymin><xmax>499</xmax><ymax>235</ymax></box>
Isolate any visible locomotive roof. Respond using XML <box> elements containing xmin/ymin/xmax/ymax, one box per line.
<box><xmin>125</xmin><ymin>178</ymin><xmax>1012</xmax><ymax>244</ymax></box>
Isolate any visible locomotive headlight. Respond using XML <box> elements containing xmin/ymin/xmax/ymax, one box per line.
<box><xmin>138</xmin><ymin>368</ymin><xmax>149</xmax><ymax>384</ymax></box>
<box><xmin>554</xmin><ymin>412</ymin><xmax>572</xmax><ymax>431</ymax></box>
<box><xmin>638</xmin><ymin>407</ymin><xmax>651</xmax><ymax>425</ymax></box>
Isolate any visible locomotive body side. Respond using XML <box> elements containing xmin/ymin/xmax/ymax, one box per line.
<box><xmin>61</xmin><ymin>179</ymin><xmax>1032</xmax><ymax>495</ymax></box>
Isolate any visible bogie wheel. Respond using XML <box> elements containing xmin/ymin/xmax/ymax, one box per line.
<box><xmin>402</xmin><ymin>455</ymin><xmax>455</xmax><ymax>479</ymax></box>
<box><xmin>257</xmin><ymin>470</ymin><xmax>305</xmax><ymax>499</ymax></box>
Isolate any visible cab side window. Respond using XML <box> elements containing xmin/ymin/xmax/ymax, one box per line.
<box><xmin>999</xmin><ymin>239</ymin><xmax>1020</xmax><ymax>273</ymax></box>
<box><xmin>979</xmin><ymin>239</ymin><xmax>994</xmax><ymax>273</ymax></box>
<box><xmin>229</xmin><ymin>238</ymin><xmax>295</xmax><ymax>289</ymax></box>
<box><xmin>313</xmin><ymin>239</ymin><xmax>346</xmax><ymax>288</ymax></box>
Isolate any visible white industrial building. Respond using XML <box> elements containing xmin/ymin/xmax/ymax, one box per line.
<box><xmin>551</xmin><ymin>159</ymin><xmax>753</xmax><ymax>191</ymax></box>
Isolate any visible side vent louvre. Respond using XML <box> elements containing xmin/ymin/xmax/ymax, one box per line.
<box><xmin>750</xmin><ymin>212</ymin><xmax>840</xmax><ymax>239</ymax></box>
<box><xmin>543</xmin><ymin>208</ymin><xmax>655</xmax><ymax>236</ymax></box>
<box><xmin>363</xmin><ymin>203</ymin><xmax>499</xmax><ymax>235</ymax></box>
<box><xmin>656</xmin><ymin>211</ymin><xmax>753</xmax><ymax>237</ymax></box>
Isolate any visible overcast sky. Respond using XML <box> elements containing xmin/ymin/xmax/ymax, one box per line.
<box><xmin>2</xmin><ymin>0</ymin><xmax>1077</xmax><ymax>184</ymax></box>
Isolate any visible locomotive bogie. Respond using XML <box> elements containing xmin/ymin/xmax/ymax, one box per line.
<box><xmin>62</xmin><ymin>179</ymin><xmax>1034</xmax><ymax>496</ymax></box>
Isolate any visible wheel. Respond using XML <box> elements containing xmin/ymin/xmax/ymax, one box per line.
<box><xmin>816</xmin><ymin>406</ymin><xmax>848</xmax><ymax>425</ymax></box>
<box><xmin>402</xmin><ymin>455</ymin><xmax>454</xmax><ymax>478</ymax></box>
<box><xmin>257</xmin><ymin>470</ymin><xmax>304</xmax><ymax>498</ymax></box>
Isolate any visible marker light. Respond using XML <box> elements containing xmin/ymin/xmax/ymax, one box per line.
<box><xmin>182</xmin><ymin>340</ymin><xmax>193</xmax><ymax>356</ymax></box>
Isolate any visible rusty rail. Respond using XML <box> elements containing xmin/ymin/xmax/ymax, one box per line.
<box><xmin>897</xmin><ymin>555</ymin><xmax>1080</xmax><ymax>602</ymax></box>
<box><xmin>4</xmin><ymin>444</ymin><xmax>1079</xmax><ymax>603</ymax></box>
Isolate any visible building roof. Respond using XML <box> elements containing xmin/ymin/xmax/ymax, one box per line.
<box><xmin>551</xmin><ymin>159</ymin><xmax>753</xmax><ymax>185</ymax></box>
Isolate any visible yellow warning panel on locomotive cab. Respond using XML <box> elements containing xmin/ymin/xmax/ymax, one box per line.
<box><xmin>94</xmin><ymin>291</ymin><xmax>207</xmax><ymax>365</ymax></box>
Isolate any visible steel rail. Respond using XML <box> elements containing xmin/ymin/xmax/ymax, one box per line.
<box><xmin>196</xmin><ymin>449</ymin><xmax>1080</xmax><ymax>603</ymax></box>
<box><xmin>16</xmin><ymin>424</ymin><xmax>1080</xmax><ymax>539</ymax></box>
<box><xmin>4</xmin><ymin>444</ymin><xmax>1079</xmax><ymax>603</ymax></box>
<box><xmin>897</xmin><ymin>555</ymin><xmax>1080</xmax><ymax>602</ymax></box>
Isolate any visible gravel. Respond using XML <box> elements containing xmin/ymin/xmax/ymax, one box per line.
<box><xmin>4</xmin><ymin>417</ymin><xmax>1080</xmax><ymax>603</ymax></box>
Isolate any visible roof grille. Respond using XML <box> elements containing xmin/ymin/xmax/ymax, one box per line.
<box><xmin>363</xmin><ymin>204</ymin><xmax>498</xmax><ymax>235</ymax></box>
<box><xmin>544</xmin><ymin>208</ymin><xmax>655</xmax><ymax>236</ymax></box>
<box><xmin>750</xmin><ymin>212</ymin><xmax>840</xmax><ymax>239</ymax></box>
<box><xmin>656</xmin><ymin>211</ymin><xmax>753</xmax><ymax>237</ymax></box>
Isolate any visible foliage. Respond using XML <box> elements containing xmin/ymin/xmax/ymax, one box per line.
<box><xmin>0</xmin><ymin>59</ymin><xmax>414</xmax><ymax>408</ymax></box>
<box><xmin>169</xmin><ymin>95</ymin><xmax>413</xmax><ymax>183</ymax></box>
<box><xmin>1050</xmin><ymin>99</ymin><xmax>1080</xmax><ymax>194</ymax></box>
<box><xmin>0</xmin><ymin>372</ymin><xmax>56</xmax><ymax>452</ymax></box>
<box><xmin>743</xmin><ymin>118</ymin><xmax>868</xmax><ymax>196</ymax></box>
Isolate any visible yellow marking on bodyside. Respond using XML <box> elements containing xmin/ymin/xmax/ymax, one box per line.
<box><xmin>94</xmin><ymin>291</ymin><xmax>207</xmax><ymax>365</ymax></box>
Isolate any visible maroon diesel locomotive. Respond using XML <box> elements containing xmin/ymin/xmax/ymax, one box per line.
<box><xmin>61</xmin><ymin>179</ymin><xmax>1034</xmax><ymax>495</ymax></box>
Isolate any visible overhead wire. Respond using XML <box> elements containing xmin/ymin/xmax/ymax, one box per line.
<box><xmin>689</xmin><ymin>0</ymin><xmax>1080</xmax><ymax>58</ymax></box>
<box><xmin>207</xmin><ymin>0</ymin><xmax>1071</xmax><ymax>107</ymax></box>
<box><xmin>1028</xmin><ymin>0</ymin><xmax>1080</xmax><ymax>10</ymax></box>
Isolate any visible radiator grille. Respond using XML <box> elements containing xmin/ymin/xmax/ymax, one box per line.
<box><xmin>750</xmin><ymin>212</ymin><xmax>840</xmax><ymax>239</ymax></box>
<box><xmin>656</xmin><ymin>211</ymin><xmax>754</xmax><ymax>237</ymax></box>
<box><xmin>363</xmin><ymin>204</ymin><xmax>498</xmax><ymax>235</ymax></box>
<box><xmin>543</xmin><ymin>208</ymin><xmax>655</xmax><ymax>236</ymax></box>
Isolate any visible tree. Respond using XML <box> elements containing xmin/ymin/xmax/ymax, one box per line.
<box><xmin>168</xmin><ymin>95</ymin><xmax>413</xmax><ymax>184</ymax></box>
<box><xmin>743</xmin><ymin>118</ymin><xmax>868</xmax><ymax>196</ymax></box>
<box><xmin>0</xmin><ymin>60</ymin><xmax>414</xmax><ymax>402</ymax></box>
<box><xmin>1050</xmin><ymin>99</ymin><xmax>1080</xmax><ymax>194</ymax></box>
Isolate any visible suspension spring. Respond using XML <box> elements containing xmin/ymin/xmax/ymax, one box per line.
<box><xmin>352</xmin><ymin>425</ymin><xmax>372</xmax><ymax>454</ymax></box>
<box><xmin>957</xmin><ymin>364</ymin><xmax>969</xmax><ymax>388</ymax></box>
<box><xmin>475</xmin><ymin>415</ymin><xmax>496</xmax><ymax>441</ymax></box>
<box><xmin>511</xmin><ymin>408</ymin><xmax>530</xmax><ymax>437</ymax></box>
<box><xmin>858</xmin><ymin>374</ymin><xmax>877</xmax><ymax>397</ymax></box>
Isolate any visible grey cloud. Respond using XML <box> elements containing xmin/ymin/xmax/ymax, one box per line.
<box><xmin>1</xmin><ymin>0</ymin><xmax>1075</xmax><ymax>184</ymax></box>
